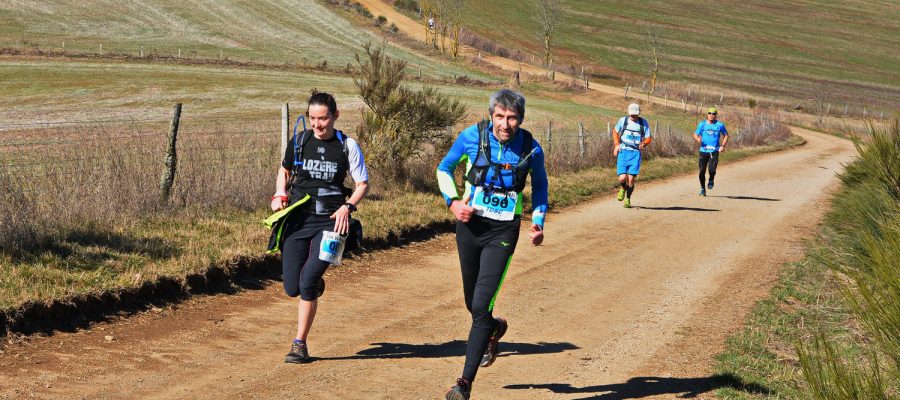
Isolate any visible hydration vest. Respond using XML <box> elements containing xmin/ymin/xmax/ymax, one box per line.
<box><xmin>465</xmin><ymin>120</ymin><xmax>536</xmax><ymax>193</ymax></box>
<box><xmin>620</xmin><ymin>116</ymin><xmax>646</xmax><ymax>150</ymax></box>
<box><xmin>289</xmin><ymin>116</ymin><xmax>352</xmax><ymax>198</ymax></box>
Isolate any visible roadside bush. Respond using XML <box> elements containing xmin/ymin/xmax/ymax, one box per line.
<box><xmin>533</xmin><ymin>109</ymin><xmax>791</xmax><ymax>175</ymax></box>
<box><xmin>0</xmin><ymin>172</ymin><xmax>43</xmax><ymax>255</ymax></box>
<box><xmin>375</xmin><ymin>15</ymin><xmax>387</xmax><ymax>27</ymax></box>
<box><xmin>354</xmin><ymin>43</ymin><xmax>465</xmax><ymax>189</ymax></box>
<box><xmin>798</xmin><ymin>119</ymin><xmax>899</xmax><ymax>399</ymax></box>
<box><xmin>352</xmin><ymin>2</ymin><xmax>373</xmax><ymax>18</ymax></box>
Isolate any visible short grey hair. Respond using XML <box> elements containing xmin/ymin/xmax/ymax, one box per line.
<box><xmin>488</xmin><ymin>89</ymin><xmax>526</xmax><ymax>121</ymax></box>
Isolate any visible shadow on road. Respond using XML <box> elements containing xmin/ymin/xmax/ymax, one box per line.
<box><xmin>504</xmin><ymin>374</ymin><xmax>771</xmax><ymax>399</ymax></box>
<box><xmin>635</xmin><ymin>206</ymin><xmax>721</xmax><ymax>212</ymax></box>
<box><xmin>711</xmin><ymin>195</ymin><xmax>782</xmax><ymax>201</ymax></box>
<box><xmin>321</xmin><ymin>340</ymin><xmax>579</xmax><ymax>361</ymax></box>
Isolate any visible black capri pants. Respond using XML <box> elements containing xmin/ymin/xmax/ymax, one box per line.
<box><xmin>281</xmin><ymin>212</ymin><xmax>334</xmax><ymax>301</ymax></box>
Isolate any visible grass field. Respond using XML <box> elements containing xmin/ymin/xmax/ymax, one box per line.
<box><xmin>459</xmin><ymin>0</ymin><xmax>900</xmax><ymax>111</ymax></box>
<box><xmin>0</xmin><ymin>57</ymin><xmax>714</xmax><ymax>128</ymax></box>
<box><xmin>0</xmin><ymin>0</ymin><xmax>488</xmax><ymax>80</ymax></box>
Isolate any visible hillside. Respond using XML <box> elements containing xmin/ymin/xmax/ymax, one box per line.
<box><xmin>459</xmin><ymin>0</ymin><xmax>900</xmax><ymax>111</ymax></box>
<box><xmin>0</xmin><ymin>0</ymin><xmax>485</xmax><ymax>79</ymax></box>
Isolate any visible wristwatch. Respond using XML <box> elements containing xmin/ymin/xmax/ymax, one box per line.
<box><xmin>344</xmin><ymin>202</ymin><xmax>357</xmax><ymax>212</ymax></box>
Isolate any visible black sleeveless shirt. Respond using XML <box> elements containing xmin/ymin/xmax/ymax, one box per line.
<box><xmin>281</xmin><ymin>131</ymin><xmax>350</xmax><ymax>215</ymax></box>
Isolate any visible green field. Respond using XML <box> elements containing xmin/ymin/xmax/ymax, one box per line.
<box><xmin>0</xmin><ymin>58</ymin><xmax>707</xmax><ymax>130</ymax></box>
<box><xmin>0</xmin><ymin>0</ymin><xmax>487</xmax><ymax>80</ymax></box>
<box><xmin>460</xmin><ymin>0</ymin><xmax>900</xmax><ymax>109</ymax></box>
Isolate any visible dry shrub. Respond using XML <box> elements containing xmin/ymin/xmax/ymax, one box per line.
<box><xmin>459</xmin><ymin>28</ymin><xmax>525</xmax><ymax>62</ymax></box>
<box><xmin>354</xmin><ymin>43</ymin><xmax>466</xmax><ymax>190</ymax></box>
<box><xmin>0</xmin><ymin>117</ymin><xmax>281</xmax><ymax>257</ymax></box>
<box><xmin>532</xmin><ymin>110</ymin><xmax>790</xmax><ymax>176</ymax></box>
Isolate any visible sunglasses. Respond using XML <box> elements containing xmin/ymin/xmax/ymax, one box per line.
<box><xmin>708</xmin><ymin>112</ymin><xmax>717</xmax><ymax>115</ymax></box>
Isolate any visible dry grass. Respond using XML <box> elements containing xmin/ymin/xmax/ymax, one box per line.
<box><xmin>0</xmin><ymin>109</ymin><xmax>798</xmax><ymax>311</ymax></box>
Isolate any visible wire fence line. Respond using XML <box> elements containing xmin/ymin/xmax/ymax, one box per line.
<box><xmin>1</xmin><ymin>104</ymin><xmax>791</xmax><ymax>188</ymax></box>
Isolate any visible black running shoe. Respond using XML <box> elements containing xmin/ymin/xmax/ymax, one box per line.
<box><xmin>480</xmin><ymin>317</ymin><xmax>508</xmax><ymax>367</ymax></box>
<box><xmin>445</xmin><ymin>378</ymin><xmax>471</xmax><ymax>400</ymax></box>
<box><xmin>284</xmin><ymin>341</ymin><xmax>311</xmax><ymax>364</ymax></box>
<box><xmin>707</xmin><ymin>180</ymin><xmax>714</xmax><ymax>190</ymax></box>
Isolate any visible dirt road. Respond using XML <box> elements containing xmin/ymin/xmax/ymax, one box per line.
<box><xmin>0</xmin><ymin>127</ymin><xmax>853</xmax><ymax>399</ymax></box>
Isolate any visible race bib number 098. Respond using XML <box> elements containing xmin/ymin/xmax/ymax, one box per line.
<box><xmin>472</xmin><ymin>186</ymin><xmax>517</xmax><ymax>221</ymax></box>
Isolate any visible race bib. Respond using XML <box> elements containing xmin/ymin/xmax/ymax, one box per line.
<box><xmin>472</xmin><ymin>186</ymin><xmax>518</xmax><ymax>221</ymax></box>
<box><xmin>703</xmin><ymin>145</ymin><xmax>717</xmax><ymax>151</ymax></box>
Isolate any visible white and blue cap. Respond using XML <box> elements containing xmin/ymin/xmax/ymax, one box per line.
<box><xmin>628</xmin><ymin>103</ymin><xmax>641</xmax><ymax>116</ymax></box>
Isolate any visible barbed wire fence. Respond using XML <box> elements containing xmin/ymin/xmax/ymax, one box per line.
<box><xmin>0</xmin><ymin>101</ymin><xmax>791</xmax><ymax>253</ymax></box>
<box><xmin>1</xmin><ymin>102</ymin><xmax>790</xmax><ymax>196</ymax></box>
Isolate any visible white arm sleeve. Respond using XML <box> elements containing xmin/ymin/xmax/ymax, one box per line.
<box><xmin>345</xmin><ymin>137</ymin><xmax>369</xmax><ymax>183</ymax></box>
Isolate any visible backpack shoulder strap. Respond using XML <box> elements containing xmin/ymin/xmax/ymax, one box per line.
<box><xmin>335</xmin><ymin>130</ymin><xmax>350</xmax><ymax>161</ymax></box>
<box><xmin>516</xmin><ymin>129</ymin><xmax>534</xmax><ymax>166</ymax></box>
<box><xmin>476</xmin><ymin>119</ymin><xmax>491</xmax><ymax>161</ymax></box>
<box><xmin>293</xmin><ymin>129</ymin><xmax>311</xmax><ymax>170</ymax></box>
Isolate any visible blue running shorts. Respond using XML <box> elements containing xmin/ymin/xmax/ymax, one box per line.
<box><xmin>616</xmin><ymin>150</ymin><xmax>642</xmax><ymax>176</ymax></box>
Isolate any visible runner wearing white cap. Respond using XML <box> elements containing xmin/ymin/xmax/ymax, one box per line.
<box><xmin>613</xmin><ymin>103</ymin><xmax>652</xmax><ymax>208</ymax></box>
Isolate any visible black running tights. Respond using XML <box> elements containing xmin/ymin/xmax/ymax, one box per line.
<box><xmin>698</xmin><ymin>151</ymin><xmax>720</xmax><ymax>187</ymax></box>
<box><xmin>455</xmin><ymin>215</ymin><xmax>520</xmax><ymax>382</ymax></box>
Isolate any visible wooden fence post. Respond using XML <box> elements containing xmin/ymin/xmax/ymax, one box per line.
<box><xmin>547</xmin><ymin>121</ymin><xmax>553</xmax><ymax>153</ymax></box>
<box><xmin>281</xmin><ymin>103</ymin><xmax>290</xmax><ymax>157</ymax></box>
<box><xmin>578</xmin><ymin>122</ymin><xmax>585</xmax><ymax>158</ymax></box>
<box><xmin>667</xmin><ymin>123</ymin><xmax>673</xmax><ymax>154</ymax></box>
<box><xmin>624</xmin><ymin>85</ymin><xmax>630</xmax><ymax>99</ymax></box>
<box><xmin>160</xmin><ymin>103</ymin><xmax>182</xmax><ymax>201</ymax></box>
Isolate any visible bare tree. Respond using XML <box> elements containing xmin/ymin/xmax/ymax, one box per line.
<box><xmin>433</xmin><ymin>0</ymin><xmax>451</xmax><ymax>53</ymax></box>
<box><xmin>645</xmin><ymin>25</ymin><xmax>662</xmax><ymax>95</ymax></box>
<box><xmin>446</xmin><ymin>0</ymin><xmax>465</xmax><ymax>58</ymax></box>
<box><xmin>811</xmin><ymin>86</ymin><xmax>829</xmax><ymax>123</ymax></box>
<box><xmin>534</xmin><ymin>0</ymin><xmax>561</xmax><ymax>66</ymax></box>
<box><xmin>420</xmin><ymin>0</ymin><xmax>437</xmax><ymax>48</ymax></box>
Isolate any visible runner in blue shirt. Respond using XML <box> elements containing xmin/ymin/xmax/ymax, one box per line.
<box><xmin>436</xmin><ymin>89</ymin><xmax>548</xmax><ymax>400</ymax></box>
<box><xmin>693</xmin><ymin>107</ymin><xmax>729</xmax><ymax>196</ymax></box>
<box><xmin>613</xmin><ymin>103</ymin><xmax>652</xmax><ymax>208</ymax></box>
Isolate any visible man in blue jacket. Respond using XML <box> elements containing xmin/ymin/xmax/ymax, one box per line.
<box><xmin>436</xmin><ymin>89</ymin><xmax>549</xmax><ymax>400</ymax></box>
